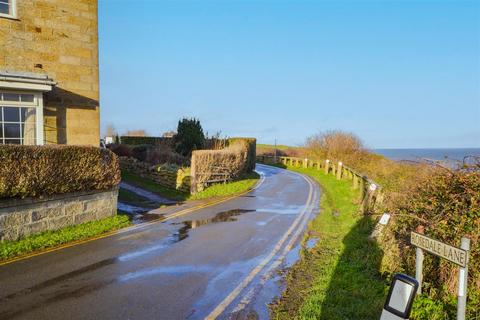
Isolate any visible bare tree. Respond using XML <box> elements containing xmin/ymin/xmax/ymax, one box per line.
<box><xmin>305</xmin><ymin>130</ymin><xmax>364</xmax><ymax>161</ymax></box>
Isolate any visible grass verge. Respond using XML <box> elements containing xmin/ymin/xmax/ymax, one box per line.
<box><xmin>190</xmin><ymin>172</ymin><xmax>260</xmax><ymax>200</ymax></box>
<box><xmin>121</xmin><ymin>170</ymin><xmax>260</xmax><ymax>202</ymax></box>
<box><xmin>270</xmin><ymin>165</ymin><xmax>387</xmax><ymax>319</ymax></box>
<box><xmin>0</xmin><ymin>213</ymin><xmax>131</xmax><ymax>262</ymax></box>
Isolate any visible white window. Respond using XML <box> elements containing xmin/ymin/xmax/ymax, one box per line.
<box><xmin>0</xmin><ymin>0</ymin><xmax>16</xmax><ymax>19</ymax></box>
<box><xmin>0</xmin><ymin>91</ymin><xmax>44</xmax><ymax>145</ymax></box>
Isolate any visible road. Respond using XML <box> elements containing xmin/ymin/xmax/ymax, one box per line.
<box><xmin>0</xmin><ymin>164</ymin><xmax>321</xmax><ymax>320</ymax></box>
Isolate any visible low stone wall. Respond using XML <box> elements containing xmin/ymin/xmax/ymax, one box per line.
<box><xmin>119</xmin><ymin>157</ymin><xmax>191</xmax><ymax>194</ymax></box>
<box><xmin>0</xmin><ymin>188</ymin><xmax>118</xmax><ymax>241</ymax></box>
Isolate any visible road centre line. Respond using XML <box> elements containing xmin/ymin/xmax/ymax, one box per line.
<box><xmin>205</xmin><ymin>171</ymin><xmax>316</xmax><ymax>319</ymax></box>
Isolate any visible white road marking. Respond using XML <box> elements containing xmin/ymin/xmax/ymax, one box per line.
<box><xmin>205</xmin><ymin>170</ymin><xmax>316</xmax><ymax>319</ymax></box>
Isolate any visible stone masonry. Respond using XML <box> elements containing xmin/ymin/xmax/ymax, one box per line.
<box><xmin>0</xmin><ymin>188</ymin><xmax>118</xmax><ymax>241</ymax></box>
<box><xmin>0</xmin><ymin>0</ymin><xmax>100</xmax><ymax>145</ymax></box>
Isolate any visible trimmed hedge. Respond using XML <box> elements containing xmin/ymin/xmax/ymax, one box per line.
<box><xmin>0</xmin><ymin>145</ymin><xmax>120</xmax><ymax>199</ymax></box>
<box><xmin>228</xmin><ymin>137</ymin><xmax>256</xmax><ymax>172</ymax></box>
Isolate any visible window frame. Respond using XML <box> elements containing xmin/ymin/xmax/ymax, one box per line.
<box><xmin>0</xmin><ymin>0</ymin><xmax>17</xmax><ymax>19</ymax></box>
<box><xmin>0</xmin><ymin>90</ymin><xmax>44</xmax><ymax>145</ymax></box>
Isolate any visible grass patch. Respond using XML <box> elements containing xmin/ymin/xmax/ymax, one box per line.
<box><xmin>118</xmin><ymin>188</ymin><xmax>161</xmax><ymax>208</ymax></box>
<box><xmin>121</xmin><ymin>170</ymin><xmax>260</xmax><ymax>202</ymax></box>
<box><xmin>121</xmin><ymin>171</ymin><xmax>188</xmax><ymax>201</ymax></box>
<box><xmin>0</xmin><ymin>213</ymin><xmax>131</xmax><ymax>261</ymax></box>
<box><xmin>270</xmin><ymin>165</ymin><xmax>387</xmax><ymax>320</ymax></box>
<box><xmin>190</xmin><ymin>172</ymin><xmax>260</xmax><ymax>200</ymax></box>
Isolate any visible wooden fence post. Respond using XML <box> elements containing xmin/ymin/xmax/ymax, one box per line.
<box><xmin>303</xmin><ymin>158</ymin><xmax>308</xmax><ymax>168</ymax></box>
<box><xmin>336</xmin><ymin>162</ymin><xmax>343</xmax><ymax>180</ymax></box>
<box><xmin>190</xmin><ymin>153</ymin><xmax>197</xmax><ymax>194</ymax></box>
<box><xmin>324</xmin><ymin>159</ymin><xmax>330</xmax><ymax>174</ymax></box>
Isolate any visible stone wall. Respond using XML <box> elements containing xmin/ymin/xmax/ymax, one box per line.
<box><xmin>0</xmin><ymin>188</ymin><xmax>118</xmax><ymax>241</ymax></box>
<box><xmin>0</xmin><ymin>0</ymin><xmax>99</xmax><ymax>145</ymax></box>
<box><xmin>119</xmin><ymin>157</ymin><xmax>191</xmax><ymax>194</ymax></box>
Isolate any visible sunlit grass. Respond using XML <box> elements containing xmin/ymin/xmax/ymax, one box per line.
<box><xmin>270</xmin><ymin>165</ymin><xmax>387</xmax><ymax>320</ymax></box>
<box><xmin>0</xmin><ymin>213</ymin><xmax>131</xmax><ymax>261</ymax></box>
<box><xmin>189</xmin><ymin>172</ymin><xmax>260</xmax><ymax>200</ymax></box>
<box><xmin>121</xmin><ymin>170</ymin><xmax>260</xmax><ymax>202</ymax></box>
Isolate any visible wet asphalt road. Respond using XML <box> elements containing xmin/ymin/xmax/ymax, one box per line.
<box><xmin>0</xmin><ymin>164</ymin><xmax>320</xmax><ymax>320</ymax></box>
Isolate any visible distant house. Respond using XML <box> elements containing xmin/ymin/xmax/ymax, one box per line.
<box><xmin>162</xmin><ymin>131</ymin><xmax>176</xmax><ymax>138</ymax></box>
<box><xmin>0</xmin><ymin>0</ymin><xmax>99</xmax><ymax>146</ymax></box>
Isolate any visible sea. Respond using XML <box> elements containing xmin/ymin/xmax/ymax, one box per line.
<box><xmin>373</xmin><ymin>148</ymin><xmax>480</xmax><ymax>165</ymax></box>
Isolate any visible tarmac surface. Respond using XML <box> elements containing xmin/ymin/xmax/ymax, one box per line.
<box><xmin>0</xmin><ymin>164</ymin><xmax>321</xmax><ymax>320</ymax></box>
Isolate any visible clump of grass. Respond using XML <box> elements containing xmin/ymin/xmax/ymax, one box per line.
<box><xmin>190</xmin><ymin>172</ymin><xmax>260</xmax><ymax>200</ymax></box>
<box><xmin>270</xmin><ymin>166</ymin><xmax>387</xmax><ymax>320</ymax></box>
<box><xmin>0</xmin><ymin>213</ymin><xmax>131</xmax><ymax>261</ymax></box>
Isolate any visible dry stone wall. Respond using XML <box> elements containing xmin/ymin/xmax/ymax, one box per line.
<box><xmin>119</xmin><ymin>157</ymin><xmax>191</xmax><ymax>194</ymax></box>
<box><xmin>0</xmin><ymin>188</ymin><xmax>118</xmax><ymax>241</ymax></box>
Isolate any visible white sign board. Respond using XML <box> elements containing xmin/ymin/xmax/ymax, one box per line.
<box><xmin>411</xmin><ymin>232</ymin><xmax>468</xmax><ymax>267</ymax></box>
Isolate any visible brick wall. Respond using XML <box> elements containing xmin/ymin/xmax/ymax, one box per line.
<box><xmin>0</xmin><ymin>0</ymin><xmax>100</xmax><ymax>145</ymax></box>
<box><xmin>0</xmin><ymin>188</ymin><xmax>118</xmax><ymax>241</ymax></box>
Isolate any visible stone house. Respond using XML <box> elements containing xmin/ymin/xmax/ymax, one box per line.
<box><xmin>0</xmin><ymin>0</ymin><xmax>99</xmax><ymax>146</ymax></box>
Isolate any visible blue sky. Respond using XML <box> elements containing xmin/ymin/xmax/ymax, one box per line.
<box><xmin>98</xmin><ymin>0</ymin><xmax>480</xmax><ymax>148</ymax></box>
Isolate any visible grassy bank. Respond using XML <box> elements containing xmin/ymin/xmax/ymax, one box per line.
<box><xmin>0</xmin><ymin>213</ymin><xmax>131</xmax><ymax>262</ymax></box>
<box><xmin>121</xmin><ymin>171</ymin><xmax>260</xmax><ymax>202</ymax></box>
<box><xmin>190</xmin><ymin>172</ymin><xmax>260</xmax><ymax>200</ymax></box>
<box><xmin>270</xmin><ymin>165</ymin><xmax>387</xmax><ymax>319</ymax></box>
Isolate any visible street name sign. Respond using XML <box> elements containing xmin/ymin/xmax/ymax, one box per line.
<box><xmin>411</xmin><ymin>232</ymin><xmax>468</xmax><ymax>267</ymax></box>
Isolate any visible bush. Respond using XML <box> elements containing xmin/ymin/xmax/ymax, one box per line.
<box><xmin>382</xmin><ymin>164</ymin><xmax>480</xmax><ymax>319</ymax></box>
<box><xmin>306</xmin><ymin>130</ymin><xmax>364</xmax><ymax>162</ymax></box>
<box><xmin>228</xmin><ymin>137</ymin><xmax>256</xmax><ymax>172</ymax></box>
<box><xmin>191</xmin><ymin>141</ymin><xmax>248</xmax><ymax>192</ymax></box>
<box><xmin>146</xmin><ymin>147</ymin><xmax>187</xmax><ymax>166</ymax></box>
<box><xmin>131</xmin><ymin>145</ymin><xmax>149</xmax><ymax>162</ymax></box>
<box><xmin>108</xmin><ymin>144</ymin><xmax>132</xmax><ymax>157</ymax></box>
<box><xmin>175</xmin><ymin>118</ymin><xmax>205</xmax><ymax>156</ymax></box>
<box><xmin>0</xmin><ymin>145</ymin><xmax>120</xmax><ymax>199</ymax></box>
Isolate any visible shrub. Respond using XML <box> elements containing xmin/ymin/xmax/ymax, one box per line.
<box><xmin>0</xmin><ymin>145</ymin><xmax>120</xmax><ymax>199</ymax></box>
<box><xmin>228</xmin><ymin>137</ymin><xmax>256</xmax><ymax>172</ymax></box>
<box><xmin>131</xmin><ymin>145</ymin><xmax>149</xmax><ymax>162</ymax></box>
<box><xmin>305</xmin><ymin>130</ymin><xmax>364</xmax><ymax>162</ymax></box>
<box><xmin>108</xmin><ymin>144</ymin><xmax>132</xmax><ymax>157</ymax></box>
<box><xmin>146</xmin><ymin>147</ymin><xmax>187</xmax><ymax>166</ymax></box>
<box><xmin>191</xmin><ymin>141</ymin><xmax>249</xmax><ymax>192</ymax></box>
<box><xmin>175</xmin><ymin>118</ymin><xmax>205</xmax><ymax>156</ymax></box>
<box><xmin>382</xmin><ymin>164</ymin><xmax>480</xmax><ymax>319</ymax></box>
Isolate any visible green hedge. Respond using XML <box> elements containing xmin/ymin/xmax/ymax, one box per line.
<box><xmin>228</xmin><ymin>137</ymin><xmax>256</xmax><ymax>172</ymax></box>
<box><xmin>120</xmin><ymin>136</ymin><xmax>173</xmax><ymax>146</ymax></box>
<box><xmin>0</xmin><ymin>145</ymin><xmax>120</xmax><ymax>199</ymax></box>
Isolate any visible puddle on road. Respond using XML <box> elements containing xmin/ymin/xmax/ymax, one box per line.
<box><xmin>256</xmin><ymin>204</ymin><xmax>304</xmax><ymax>215</ymax></box>
<box><xmin>117</xmin><ymin>202</ymin><xmax>164</xmax><ymax>224</ymax></box>
<box><xmin>306</xmin><ymin>237</ymin><xmax>319</xmax><ymax>249</ymax></box>
<box><xmin>171</xmin><ymin>209</ymin><xmax>256</xmax><ymax>243</ymax></box>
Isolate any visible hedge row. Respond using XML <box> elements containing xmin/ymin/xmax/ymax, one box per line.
<box><xmin>228</xmin><ymin>137</ymin><xmax>256</xmax><ymax>172</ymax></box>
<box><xmin>0</xmin><ymin>145</ymin><xmax>120</xmax><ymax>199</ymax></box>
<box><xmin>119</xmin><ymin>136</ymin><xmax>173</xmax><ymax>146</ymax></box>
